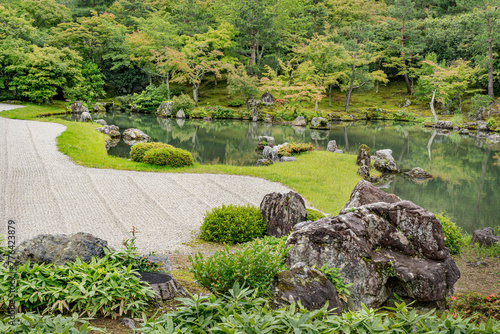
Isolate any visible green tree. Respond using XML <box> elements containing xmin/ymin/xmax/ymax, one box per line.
<box><xmin>65</xmin><ymin>61</ymin><xmax>105</xmax><ymax>104</ymax></box>
<box><xmin>227</xmin><ymin>64</ymin><xmax>259</xmax><ymax>110</ymax></box>
<box><xmin>8</xmin><ymin>46</ymin><xmax>83</xmax><ymax>102</ymax></box>
<box><xmin>20</xmin><ymin>0</ymin><xmax>71</xmax><ymax>29</ymax></box>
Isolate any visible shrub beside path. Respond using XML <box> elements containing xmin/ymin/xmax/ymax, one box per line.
<box><xmin>0</xmin><ymin>112</ymin><xmax>291</xmax><ymax>253</ymax></box>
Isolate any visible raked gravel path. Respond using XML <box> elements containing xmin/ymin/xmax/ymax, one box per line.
<box><xmin>0</xmin><ymin>110</ymin><xmax>293</xmax><ymax>253</ymax></box>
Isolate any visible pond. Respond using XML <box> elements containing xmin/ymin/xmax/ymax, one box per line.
<box><xmin>77</xmin><ymin>111</ymin><xmax>500</xmax><ymax>234</ymax></box>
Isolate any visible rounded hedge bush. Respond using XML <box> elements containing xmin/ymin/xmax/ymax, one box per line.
<box><xmin>143</xmin><ymin>147</ymin><xmax>194</xmax><ymax>167</ymax></box>
<box><xmin>200</xmin><ymin>204</ymin><xmax>266</xmax><ymax>244</ymax></box>
<box><xmin>130</xmin><ymin>142</ymin><xmax>173</xmax><ymax>162</ymax></box>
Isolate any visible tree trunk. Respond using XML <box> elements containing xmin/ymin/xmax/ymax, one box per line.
<box><xmin>329</xmin><ymin>85</ymin><xmax>332</xmax><ymax>107</ymax></box>
<box><xmin>166</xmin><ymin>72</ymin><xmax>170</xmax><ymax>100</ymax></box>
<box><xmin>345</xmin><ymin>63</ymin><xmax>356</xmax><ymax>113</ymax></box>
<box><xmin>430</xmin><ymin>86</ymin><xmax>438</xmax><ymax>122</ymax></box>
<box><xmin>192</xmin><ymin>84</ymin><xmax>199</xmax><ymax>103</ymax></box>
<box><xmin>375</xmin><ymin>58</ymin><xmax>382</xmax><ymax>93</ymax></box>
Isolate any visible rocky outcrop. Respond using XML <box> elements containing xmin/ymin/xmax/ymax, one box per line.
<box><xmin>176</xmin><ymin>110</ymin><xmax>186</xmax><ymax>119</ymax></box>
<box><xmin>262</xmin><ymin>92</ymin><xmax>274</xmax><ymax>106</ymax></box>
<box><xmin>405</xmin><ymin>167</ymin><xmax>432</xmax><ymax>180</ymax></box>
<box><xmin>258</xmin><ymin>136</ymin><xmax>275</xmax><ymax>148</ymax></box>
<box><xmin>327</xmin><ymin>140</ymin><xmax>338</xmax><ymax>152</ymax></box>
<box><xmin>249</xmin><ymin>99</ymin><xmax>261</xmax><ymax>122</ymax></box>
<box><xmin>292</xmin><ymin>116</ymin><xmax>307</xmax><ymax>127</ymax></box>
<box><xmin>80</xmin><ymin>111</ymin><xmax>92</xmax><ymax>122</ymax></box>
<box><xmin>356</xmin><ymin>144</ymin><xmax>371</xmax><ymax>167</ymax></box>
<box><xmin>123</xmin><ymin>128</ymin><xmax>150</xmax><ymax>145</ymax></box>
<box><xmin>14</xmin><ymin>232</ymin><xmax>109</xmax><ymax>266</ymax></box>
<box><xmin>471</xmin><ymin>227</ymin><xmax>500</xmax><ymax>247</ymax></box>
<box><xmin>260</xmin><ymin>191</ymin><xmax>307</xmax><ymax>238</ymax></box>
<box><xmin>69</xmin><ymin>101</ymin><xmax>88</xmax><ymax>114</ymax></box>
<box><xmin>344</xmin><ymin>180</ymin><xmax>401</xmax><ymax>210</ymax></box>
<box><xmin>357</xmin><ymin>165</ymin><xmax>370</xmax><ymax>179</ymax></box>
<box><xmin>96</xmin><ymin>125</ymin><xmax>120</xmax><ymax>138</ymax></box>
<box><xmin>310</xmin><ymin>117</ymin><xmax>329</xmax><ymax>129</ymax></box>
<box><xmin>156</xmin><ymin>101</ymin><xmax>173</xmax><ymax>117</ymax></box>
<box><xmin>286</xmin><ymin>183</ymin><xmax>459</xmax><ymax>310</ymax></box>
<box><xmin>263</xmin><ymin>146</ymin><xmax>279</xmax><ymax>161</ymax></box>
<box><xmin>272</xmin><ymin>262</ymin><xmax>342</xmax><ymax>314</ymax></box>
<box><xmin>434</xmin><ymin>121</ymin><xmax>453</xmax><ymax>129</ymax></box>
<box><xmin>255</xmin><ymin>159</ymin><xmax>273</xmax><ymax>166</ymax></box>
<box><xmin>95</xmin><ymin>119</ymin><xmax>107</xmax><ymax>126</ymax></box>
<box><xmin>373</xmin><ymin>149</ymin><xmax>399</xmax><ymax>173</ymax></box>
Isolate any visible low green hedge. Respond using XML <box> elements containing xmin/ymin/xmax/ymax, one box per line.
<box><xmin>0</xmin><ymin>313</ymin><xmax>102</xmax><ymax>334</ymax></box>
<box><xmin>200</xmin><ymin>204</ymin><xmax>265</xmax><ymax>244</ymax></box>
<box><xmin>435</xmin><ymin>212</ymin><xmax>466</xmax><ymax>255</ymax></box>
<box><xmin>130</xmin><ymin>142</ymin><xmax>173</xmax><ymax>163</ymax></box>
<box><xmin>143</xmin><ymin>147</ymin><xmax>194</xmax><ymax>167</ymax></box>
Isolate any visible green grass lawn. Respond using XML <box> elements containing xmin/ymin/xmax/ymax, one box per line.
<box><xmin>0</xmin><ymin>102</ymin><xmax>361</xmax><ymax>215</ymax></box>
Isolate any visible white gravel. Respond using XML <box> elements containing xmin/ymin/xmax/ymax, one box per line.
<box><xmin>0</xmin><ymin>115</ymin><xmax>293</xmax><ymax>253</ymax></box>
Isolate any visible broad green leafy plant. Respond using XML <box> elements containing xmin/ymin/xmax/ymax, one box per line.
<box><xmin>0</xmin><ymin>312</ymin><xmax>102</xmax><ymax>334</ymax></box>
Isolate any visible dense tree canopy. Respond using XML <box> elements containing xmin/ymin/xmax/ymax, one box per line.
<box><xmin>0</xmin><ymin>0</ymin><xmax>498</xmax><ymax>111</ymax></box>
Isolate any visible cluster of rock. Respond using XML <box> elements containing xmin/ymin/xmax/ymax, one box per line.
<box><xmin>123</xmin><ymin>128</ymin><xmax>150</xmax><ymax>145</ymax></box>
<box><xmin>69</xmin><ymin>101</ymin><xmax>109</xmax><ymax>122</ymax></box>
<box><xmin>471</xmin><ymin>227</ymin><xmax>500</xmax><ymax>247</ymax></box>
<box><xmin>267</xmin><ymin>181</ymin><xmax>460</xmax><ymax>312</ymax></box>
<box><xmin>255</xmin><ymin>136</ymin><xmax>298</xmax><ymax>165</ymax></box>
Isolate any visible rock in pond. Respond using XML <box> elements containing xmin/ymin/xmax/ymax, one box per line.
<box><xmin>156</xmin><ymin>101</ymin><xmax>173</xmax><ymax>117</ymax></box>
<box><xmin>123</xmin><ymin>128</ymin><xmax>150</xmax><ymax>145</ymax></box>
<box><xmin>260</xmin><ymin>191</ymin><xmax>307</xmax><ymax>238</ymax></box>
<box><xmin>310</xmin><ymin>117</ymin><xmax>329</xmax><ymax>129</ymax></box>
<box><xmin>405</xmin><ymin>167</ymin><xmax>432</xmax><ymax>179</ymax></box>
<box><xmin>176</xmin><ymin>110</ymin><xmax>186</xmax><ymax>119</ymax></box>
<box><xmin>14</xmin><ymin>232</ymin><xmax>109</xmax><ymax>266</ymax></box>
<box><xmin>373</xmin><ymin>149</ymin><xmax>399</xmax><ymax>173</ymax></box>
<box><xmin>292</xmin><ymin>116</ymin><xmax>307</xmax><ymax>127</ymax></box>
<box><xmin>69</xmin><ymin>101</ymin><xmax>88</xmax><ymax>114</ymax></box>
<box><xmin>80</xmin><ymin>111</ymin><xmax>92</xmax><ymax>122</ymax></box>
<box><xmin>258</xmin><ymin>136</ymin><xmax>275</xmax><ymax>149</ymax></box>
<box><xmin>272</xmin><ymin>262</ymin><xmax>342</xmax><ymax>314</ymax></box>
<box><xmin>286</xmin><ymin>181</ymin><xmax>460</xmax><ymax>310</ymax></box>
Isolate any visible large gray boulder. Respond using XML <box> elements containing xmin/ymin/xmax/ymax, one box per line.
<box><xmin>286</xmin><ymin>187</ymin><xmax>459</xmax><ymax>310</ymax></box>
<box><xmin>258</xmin><ymin>136</ymin><xmax>275</xmax><ymax>149</ymax></box>
<box><xmin>80</xmin><ymin>111</ymin><xmax>92</xmax><ymax>122</ymax></box>
<box><xmin>69</xmin><ymin>101</ymin><xmax>88</xmax><ymax>114</ymax></box>
<box><xmin>176</xmin><ymin>110</ymin><xmax>186</xmax><ymax>119</ymax></box>
<box><xmin>14</xmin><ymin>232</ymin><xmax>109</xmax><ymax>266</ymax></box>
<box><xmin>373</xmin><ymin>149</ymin><xmax>399</xmax><ymax>173</ymax></box>
<box><xmin>272</xmin><ymin>262</ymin><xmax>342</xmax><ymax>314</ymax></box>
<box><xmin>327</xmin><ymin>140</ymin><xmax>338</xmax><ymax>152</ymax></box>
<box><xmin>262</xmin><ymin>146</ymin><xmax>279</xmax><ymax>161</ymax></box>
<box><xmin>260</xmin><ymin>191</ymin><xmax>307</xmax><ymax>238</ymax></box>
<box><xmin>356</xmin><ymin>144</ymin><xmax>371</xmax><ymax>167</ymax></box>
<box><xmin>471</xmin><ymin>227</ymin><xmax>500</xmax><ymax>247</ymax></box>
<box><xmin>344</xmin><ymin>180</ymin><xmax>401</xmax><ymax>210</ymax></box>
<box><xmin>310</xmin><ymin>117</ymin><xmax>329</xmax><ymax>129</ymax></box>
<box><xmin>156</xmin><ymin>101</ymin><xmax>173</xmax><ymax>117</ymax></box>
<box><xmin>123</xmin><ymin>128</ymin><xmax>150</xmax><ymax>145</ymax></box>
<box><xmin>292</xmin><ymin>116</ymin><xmax>307</xmax><ymax>127</ymax></box>
<box><xmin>261</xmin><ymin>92</ymin><xmax>274</xmax><ymax>106</ymax></box>
<box><xmin>248</xmin><ymin>99</ymin><xmax>261</xmax><ymax>122</ymax></box>
<box><xmin>405</xmin><ymin>167</ymin><xmax>432</xmax><ymax>180</ymax></box>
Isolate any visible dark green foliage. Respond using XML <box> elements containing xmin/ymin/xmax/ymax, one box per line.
<box><xmin>138</xmin><ymin>284</ymin><xmax>500</xmax><ymax>333</ymax></box>
<box><xmin>228</xmin><ymin>98</ymin><xmax>245</xmax><ymax>107</ymax></box>
<box><xmin>211</xmin><ymin>106</ymin><xmax>235</xmax><ymax>119</ymax></box>
<box><xmin>143</xmin><ymin>147</ymin><xmax>194</xmax><ymax>167</ymax></box>
<box><xmin>315</xmin><ymin>264</ymin><xmax>352</xmax><ymax>301</ymax></box>
<box><xmin>66</xmin><ymin>61</ymin><xmax>105</xmax><ymax>105</ymax></box>
<box><xmin>435</xmin><ymin>212</ymin><xmax>466</xmax><ymax>255</ymax></box>
<box><xmin>0</xmin><ymin>257</ymin><xmax>155</xmax><ymax>318</ymax></box>
<box><xmin>278</xmin><ymin>143</ymin><xmax>314</xmax><ymax>157</ymax></box>
<box><xmin>171</xmin><ymin>94</ymin><xmax>196</xmax><ymax>117</ymax></box>
<box><xmin>131</xmin><ymin>84</ymin><xmax>168</xmax><ymax>113</ymax></box>
<box><xmin>0</xmin><ymin>312</ymin><xmax>102</xmax><ymax>334</ymax></box>
<box><xmin>189</xmin><ymin>237</ymin><xmax>289</xmax><ymax>295</ymax></box>
<box><xmin>306</xmin><ymin>208</ymin><xmax>325</xmax><ymax>221</ymax></box>
<box><xmin>450</xmin><ymin>292</ymin><xmax>500</xmax><ymax>323</ymax></box>
<box><xmin>200</xmin><ymin>204</ymin><xmax>265</xmax><ymax>244</ymax></box>
<box><xmin>130</xmin><ymin>142</ymin><xmax>173</xmax><ymax>163</ymax></box>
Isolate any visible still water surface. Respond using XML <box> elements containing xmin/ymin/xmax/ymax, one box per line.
<box><xmin>97</xmin><ymin>111</ymin><xmax>500</xmax><ymax>234</ymax></box>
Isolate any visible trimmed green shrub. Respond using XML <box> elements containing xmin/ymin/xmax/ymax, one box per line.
<box><xmin>306</xmin><ymin>208</ymin><xmax>325</xmax><ymax>221</ymax></box>
<box><xmin>0</xmin><ymin>257</ymin><xmax>155</xmax><ymax>318</ymax></box>
<box><xmin>142</xmin><ymin>147</ymin><xmax>194</xmax><ymax>167</ymax></box>
<box><xmin>278</xmin><ymin>143</ymin><xmax>314</xmax><ymax>157</ymax></box>
<box><xmin>228</xmin><ymin>98</ymin><xmax>245</xmax><ymax>107</ymax></box>
<box><xmin>130</xmin><ymin>142</ymin><xmax>173</xmax><ymax>163</ymax></box>
<box><xmin>435</xmin><ymin>212</ymin><xmax>466</xmax><ymax>255</ymax></box>
<box><xmin>189</xmin><ymin>237</ymin><xmax>289</xmax><ymax>295</ymax></box>
<box><xmin>211</xmin><ymin>106</ymin><xmax>235</xmax><ymax>119</ymax></box>
<box><xmin>138</xmin><ymin>284</ymin><xmax>500</xmax><ymax>334</ymax></box>
<box><xmin>200</xmin><ymin>204</ymin><xmax>265</xmax><ymax>244</ymax></box>
<box><xmin>172</xmin><ymin>94</ymin><xmax>196</xmax><ymax>117</ymax></box>
<box><xmin>0</xmin><ymin>312</ymin><xmax>102</xmax><ymax>334</ymax></box>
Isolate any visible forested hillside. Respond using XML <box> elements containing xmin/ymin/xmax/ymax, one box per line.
<box><xmin>0</xmin><ymin>0</ymin><xmax>498</xmax><ymax>115</ymax></box>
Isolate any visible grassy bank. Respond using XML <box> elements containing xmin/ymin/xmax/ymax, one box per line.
<box><xmin>0</xmin><ymin>102</ymin><xmax>361</xmax><ymax>215</ymax></box>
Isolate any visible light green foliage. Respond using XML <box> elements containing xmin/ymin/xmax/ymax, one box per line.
<box><xmin>435</xmin><ymin>212</ymin><xmax>466</xmax><ymax>255</ymax></box>
<box><xmin>0</xmin><ymin>256</ymin><xmax>155</xmax><ymax>318</ymax></box>
<box><xmin>227</xmin><ymin>98</ymin><xmax>245</xmax><ymax>107</ymax></box>
<box><xmin>278</xmin><ymin>143</ymin><xmax>315</xmax><ymax>157</ymax></box>
<box><xmin>211</xmin><ymin>106</ymin><xmax>235</xmax><ymax>119</ymax></box>
<box><xmin>131</xmin><ymin>84</ymin><xmax>169</xmax><ymax>113</ymax></box>
<box><xmin>0</xmin><ymin>312</ymin><xmax>103</xmax><ymax>334</ymax></box>
<box><xmin>138</xmin><ymin>284</ymin><xmax>500</xmax><ymax>333</ymax></box>
<box><xmin>20</xmin><ymin>0</ymin><xmax>71</xmax><ymax>29</ymax></box>
<box><xmin>171</xmin><ymin>93</ymin><xmax>196</xmax><ymax>116</ymax></box>
<box><xmin>227</xmin><ymin>64</ymin><xmax>260</xmax><ymax>108</ymax></box>
<box><xmin>65</xmin><ymin>61</ymin><xmax>105</xmax><ymax>105</ymax></box>
<box><xmin>143</xmin><ymin>147</ymin><xmax>194</xmax><ymax>168</ymax></box>
<box><xmin>306</xmin><ymin>208</ymin><xmax>326</xmax><ymax>221</ymax></box>
<box><xmin>471</xmin><ymin>94</ymin><xmax>495</xmax><ymax>114</ymax></box>
<box><xmin>189</xmin><ymin>236</ymin><xmax>289</xmax><ymax>295</ymax></box>
<box><xmin>8</xmin><ymin>46</ymin><xmax>83</xmax><ymax>102</ymax></box>
<box><xmin>315</xmin><ymin>264</ymin><xmax>352</xmax><ymax>301</ymax></box>
<box><xmin>200</xmin><ymin>204</ymin><xmax>265</xmax><ymax>244</ymax></box>
<box><xmin>130</xmin><ymin>142</ymin><xmax>174</xmax><ymax>162</ymax></box>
